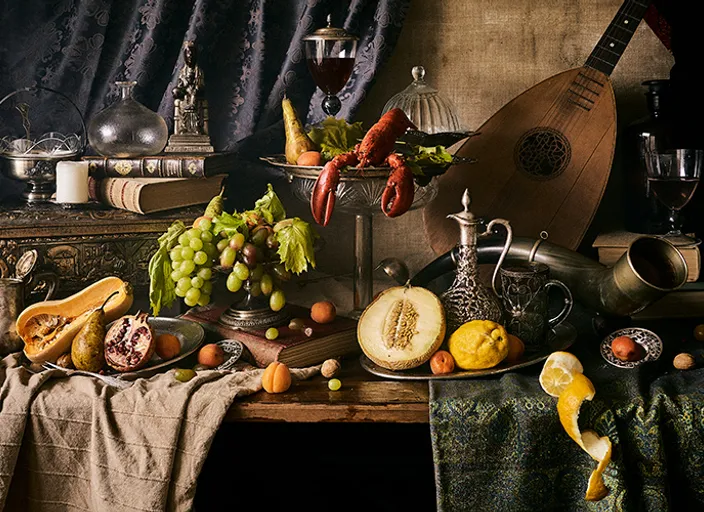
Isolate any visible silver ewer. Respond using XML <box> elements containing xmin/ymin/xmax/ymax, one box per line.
<box><xmin>440</xmin><ymin>189</ymin><xmax>512</xmax><ymax>334</ymax></box>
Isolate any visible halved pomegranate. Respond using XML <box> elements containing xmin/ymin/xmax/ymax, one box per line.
<box><xmin>104</xmin><ymin>312</ymin><xmax>155</xmax><ymax>372</ymax></box>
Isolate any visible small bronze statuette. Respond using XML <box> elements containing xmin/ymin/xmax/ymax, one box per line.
<box><xmin>165</xmin><ymin>41</ymin><xmax>214</xmax><ymax>153</ymax></box>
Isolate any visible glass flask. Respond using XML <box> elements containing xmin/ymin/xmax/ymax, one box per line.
<box><xmin>88</xmin><ymin>81</ymin><xmax>168</xmax><ymax>157</ymax></box>
<box><xmin>382</xmin><ymin>66</ymin><xmax>465</xmax><ymax>135</ymax></box>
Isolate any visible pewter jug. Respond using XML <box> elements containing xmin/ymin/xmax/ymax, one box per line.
<box><xmin>0</xmin><ymin>273</ymin><xmax>57</xmax><ymax>356</ymax></box>
<box><xmin>440</xmin><ymin>189</ymin><xmax>512</xmax><ymax>334</ymax></box>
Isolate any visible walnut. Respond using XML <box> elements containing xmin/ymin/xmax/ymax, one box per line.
<box><xmin>673</xmin><ymin>353</ymin><xmax>696</xmax><ymax>370</ymax></box>
<box><xmin>321</xmin><ymin>358</ymin><xmax>341</xmax><ymax>378</ymax></box>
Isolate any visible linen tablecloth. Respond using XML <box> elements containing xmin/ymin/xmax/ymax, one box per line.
<box><xmin>0</xmin><ymin>353</ymin><xmax>317</xmax><ymax>511</ymax></box>
<box><xmin>430</xmin><ymin>310</ymin><xmax>704</xmax><ymax>511</ymax></box>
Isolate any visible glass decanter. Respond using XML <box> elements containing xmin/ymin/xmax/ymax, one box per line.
<box><xmin>88</xmin><ymin>81</ymin><xmax>168</xmax><ymax>157</ymax></box>
<box><xmin>440</xmin><ymin>189</ymin><xmax>512</xmax><ymax>334</ymax></box>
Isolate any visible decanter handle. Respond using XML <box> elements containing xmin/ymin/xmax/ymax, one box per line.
<box><xmin>483</xmin><ymin>218</ymin><xmax>513</xmax><ymax>298</ymax></box>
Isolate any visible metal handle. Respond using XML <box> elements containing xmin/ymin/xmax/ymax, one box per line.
<box><xmin>26</xmin><ymin>271</ymin><xmax>58</xmax><ymax>301</ymax></box>
<box><xmin>545</xmin><ymin>279</ymin><xmax>573</xmax><ymax>328</ymax></box>
<box><xmin>483</xmin><ymin>218</ymin><xmax>513</xmax><ymax>297</ymax></box>
<box><xmin>0</xmin><ymin>85</ymin><xmax>87</xmax><ymax>153</ymax></box>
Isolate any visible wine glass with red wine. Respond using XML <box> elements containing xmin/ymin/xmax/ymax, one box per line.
<box><xmin>303</xmin><ymin>15</ymin><xmax>358</xmax><ymax>117</ymax></box>
<box><xmin>644</xmin><ymin>148</ymin><xmax>704</xmax><ymax>246</ymax></box>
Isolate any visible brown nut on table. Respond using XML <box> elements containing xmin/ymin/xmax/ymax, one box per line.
<box><xmin>673</xmin><ymin>353</ymin><xmax>696</xmax><ymax>370</ymax></box>
<box><xmin>321</xmin><ymin>358</ymin><xmax>341</xmax><ymax>378</ymax></box>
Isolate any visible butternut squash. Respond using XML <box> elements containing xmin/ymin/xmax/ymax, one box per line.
<box><xmin>18</xmin><ymin>276</ymin><xmax>134</xmax><ymax>363</ymax></box>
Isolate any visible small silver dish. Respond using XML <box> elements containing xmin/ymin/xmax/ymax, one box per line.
<box><xmin>600</xmin><ymin>327</ymin><xmax>663</xmax><ymax>368</ymax></box>
<box><xmin>213</xmin><ymin>339</ymin><xmax>245</xmax><ymax>370</ymax></box>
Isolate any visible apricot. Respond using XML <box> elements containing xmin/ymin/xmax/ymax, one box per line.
<box><xmin>197</xmin><ymin>343</ymin><xmax>225</xmax><ymax>368</ymax></box>
<box><xmin>429</xmin><ymin>350</ymin><xmax>455</xmax><ymax>375</ymax></box>
<box><xmin>297</xmin><ymin>151</ymin><xmax>323</xmax><ymax>167</ymax></box>
<box><xmin>611</xmin><ymin>335</ymin><xmax>643</xmax><ymax>362</ymax></box>
<box><xmin>311</xmin><ymin>301</ymin><xmax>336</xmax><ymax>324</ymax></box>
<box><xmin>261</xmin><ymin>361</ymin><xmax>291</xmax><ymax>393</ymax></box>
<box><xmin>155</xmin><ymin>333</ymin><xmax>181</xmax><ymax>360</ymax></box>
<box><xmin>505</xmin><ymin>334</ymin><xmax>525</xmax><ymax>364</ymax></box>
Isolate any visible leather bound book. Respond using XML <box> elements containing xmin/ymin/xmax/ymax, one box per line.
<box><xmin>88</xmin><ymin>175</ymin><xmax>226</xmax><ymax>214</ymax></box>
<box><xmin>181</xmin><ymin>304</ymin><xmax>359</xmax><ymax>368</ymax></box>
<box><xmin>83</xmin><ymin>152</ymin><xmax>236</xmax><ymax>178</ymax></box>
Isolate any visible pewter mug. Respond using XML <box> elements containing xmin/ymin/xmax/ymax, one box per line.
<box><xmin>499</xmin><ymin>262</ymin><xmax>572</xmax><ymax>352</ymax></box>
<box><xmin>0</xmin><ymin>275</ymin><xmax>57</xmax><ymax>356</ymax></box>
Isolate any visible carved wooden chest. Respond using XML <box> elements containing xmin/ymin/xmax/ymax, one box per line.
<box><xmin>0</xmin><ymin>202</ymin><xmax>202</xmax><ymax>295</ymax></box>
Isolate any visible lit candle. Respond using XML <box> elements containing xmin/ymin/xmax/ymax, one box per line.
<box><xmin>55</xmin><ymin>161</ymin><xmax>89</xmax><ymax>203</ymax></box>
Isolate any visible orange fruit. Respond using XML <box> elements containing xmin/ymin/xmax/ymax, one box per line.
<box><xmin>197</xmin><ymin>343</ymin><xmax>225</xmax><ymax>368</ymax></box>
<box><xmin>505</xmin><ymin>334</ymin><xmax>525</xmax><ymax>364</ymax></box>
<box><xmin>155</xmin><ymin>333</ymin><xmax>180</xmax><ymax>360</ymax></box>
<box><xmin>311</xmin><ymin>301</ymin><xmax>336</xmax><ymax>324</ymax></box>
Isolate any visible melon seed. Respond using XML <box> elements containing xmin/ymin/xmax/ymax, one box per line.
<box><xmin>382</xmin><ymin>298</ymin><xmax>419</xmax><ymax>350</ymax></box>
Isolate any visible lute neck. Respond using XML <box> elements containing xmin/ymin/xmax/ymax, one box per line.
<box><xmin>584</xmin><ymin>0</ymin><xmax>652</xmax><ymax>76</ymax></box>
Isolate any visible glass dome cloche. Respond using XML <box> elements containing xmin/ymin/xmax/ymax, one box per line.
<box><xmin>382</xmin><ymin>66</ymin><xmax>467</xmax><ymax>142</ymax></box>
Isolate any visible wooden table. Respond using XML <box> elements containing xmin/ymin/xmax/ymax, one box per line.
<box><xmin>224</xmin><ymin>357</ymin><xmax>430</xmax><ymax>423</ymax></box>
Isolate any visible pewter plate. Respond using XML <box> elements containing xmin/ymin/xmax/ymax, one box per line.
<box><xmin>359</xmin><ymin>322</ymin><xmax>577</xmax><ymax>380</ymax></box>
<box><xmin>600</xmin><ymin>327</ymin><xmax>662</xmax><ymax>369</ymax></box>
<box><xmin>45</xmin><ymin>317</ymin><xmax>205</xmax><ymax>378</ymax></box>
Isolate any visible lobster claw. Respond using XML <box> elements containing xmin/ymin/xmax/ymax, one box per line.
<box><xmin>381</xmin><ymin>154</ymin><xmax>415</xmax><ymax>218</ymax></box>
<box><xmin>310</xmin><ymin>152</ymin><xmax>358</xmax><ymax>226</ymax></box>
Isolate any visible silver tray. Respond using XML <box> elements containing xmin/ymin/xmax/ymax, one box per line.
<box><xmin>45</xmin><ymin>317</ymin><xmax>205</xmax><ymax>379</ymax></box>
<box><xmin>359</xmin><ymin>322</ymin><xmax>577</xmax><ymax>380</ymax></box>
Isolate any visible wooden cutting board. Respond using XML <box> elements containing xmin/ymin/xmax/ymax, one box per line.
<box><xmin>423</xmin><ymin>0</ymin><xmax>649</xmax><ymax>255</ymax></box>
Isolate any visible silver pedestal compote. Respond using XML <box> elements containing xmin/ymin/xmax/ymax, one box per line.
<box><xmin>261</xmin><ymin>155</ymin><xmax>458</xmax><ymax>315</ymax></box>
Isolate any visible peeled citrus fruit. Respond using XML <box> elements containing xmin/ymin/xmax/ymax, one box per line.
<box><xmin>539</xmin><ymin>351</ymin><xmax>584</xmax><ymax>397</ymax></box>
<box><xmin>557</xmin><ymin>372</ymin><xmax>612</xmax><ymax>501</ymax></box>
<box><xmin>448</xmin><ymin>320</ymin><xmax>509</xmax><ymax>370</ymax></box>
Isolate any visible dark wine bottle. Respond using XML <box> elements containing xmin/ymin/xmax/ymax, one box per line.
<box><xmin>622</xmin><ymin>80</ymin><xmax>672</xmax><ymax>234</ymax></box>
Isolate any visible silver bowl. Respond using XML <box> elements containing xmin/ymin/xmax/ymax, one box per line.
<box><xmin>1</xmin><ymin>150</ymin><xmax>80</xmax><ymax>203</ymax></box>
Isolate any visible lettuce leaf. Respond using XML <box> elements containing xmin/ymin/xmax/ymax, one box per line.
<box><xmin>148</xmin><ymin>221</ymin><xmax>187</xmax><ymax>316</ymax></box>
<box><xmin>406</xmin><ymin>145</ymin><xmax>453</xmax><ymax>176</ymax></box>
<box><xmin>274</xmin><ymin>218</ymin><xmax>318</xmax><ymax>274</ymax></box>
<box><xmin>308</xmin><ymin>117</ymin><xmax>365</xmax><ymax>160</ymax></box>
<box><xmin>253</xmin><ymin>183</ymin><xmax>286</xmax><ymax>224</ymax></box>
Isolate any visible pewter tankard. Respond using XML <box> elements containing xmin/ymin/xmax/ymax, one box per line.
<box><xmin>0</xmin><ymin>275</ymin><xmax>57</xmax><ymax>355</ymax></box>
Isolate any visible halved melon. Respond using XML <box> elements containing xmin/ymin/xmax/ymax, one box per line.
<box><xmin>19</xmin><ymin>276</ymin><xmax>133</xmax><ymax>363</ymax></box>
<box><xmin>358</xmin><ymin>285</ymin><xmax>445</xmax><ymax>370</ymax></box>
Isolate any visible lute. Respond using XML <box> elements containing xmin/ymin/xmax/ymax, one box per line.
<box><xmin>424</xmin><ymin>0</ymin><xmax>652</xmax><ymax>254</ymax></box>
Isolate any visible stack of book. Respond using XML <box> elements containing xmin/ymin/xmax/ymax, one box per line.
<box><xmin>84</xmin><ymin>153</ymin><xmax>234</xmax><ymax>214</ymax></box>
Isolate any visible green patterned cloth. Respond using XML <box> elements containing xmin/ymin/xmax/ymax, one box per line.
<box><xmin>430</xmin><ymin>312</ymin><xmax>704</xmax><ymax>511</ymax></box>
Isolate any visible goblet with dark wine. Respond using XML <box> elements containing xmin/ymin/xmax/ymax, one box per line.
<box><xmin>303</xmin><ymin>15</ymin><xmax>358</xmax><ymax>117</ymax></box>
<box><xmin>644</xmin><ymin>148</ymin><xmax>704</xmax><ymax>246</ymax></box>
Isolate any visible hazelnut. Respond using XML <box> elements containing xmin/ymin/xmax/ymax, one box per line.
<box><xmin>56</xmin><ymin>353</ymin><xmax>74</xmax><ymax>369</ymax></box>
<box><xmin>673</xmin><ymin>353</ymin><xmax>696</xmax><ymax>370</ymax></box>
<box><xmin>321</xmin><ymin>358</ymin><xmax>341</xmax><ymax>378</ymax></box>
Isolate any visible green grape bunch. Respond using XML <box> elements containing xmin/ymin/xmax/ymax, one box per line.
<box><xmin>148</xmin><ymin>184</ymin><xmax>317</xmax><ymax>315</ymax></box>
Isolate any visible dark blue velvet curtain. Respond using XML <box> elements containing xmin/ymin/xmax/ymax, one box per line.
<box><xmin>0</xmin><ymin>0</ymin><xmax>410</xmax><ymax>204</ymax></box>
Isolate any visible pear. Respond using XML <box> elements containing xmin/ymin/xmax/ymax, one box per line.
<box><xmin>283</xmin><ymin>96</ymin><xmax>316</xmax><ymax>164</ymax></box>
<box><xmin>71</xmin><ymin>291</ymin><xmax>118</xmax><ymax>372</ymax></box>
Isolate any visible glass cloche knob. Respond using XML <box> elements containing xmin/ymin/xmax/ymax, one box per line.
<box><xmin>382</xmin><ymin>65</ymin><xmax>465</xmax><ymax>135</ymax></box>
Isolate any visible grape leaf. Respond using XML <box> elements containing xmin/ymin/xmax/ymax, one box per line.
<box><xmin>253</xmin><ymin>183</ymin><xmax>286</xmax><ymax>224</ymax></box>
<box><xmin>308</xmin><ymin>117</ymin><xmax>365</xmax><ymax>161</ymax></box>
<box><xmin>213</xmin><ymin>211</ymin><xmax>248</xmax><ymax>239</ymax></box>
<box><xmin>274</xmin><ymin>217</ymin><xmax>317</xmax><ymax>274</ymax></box>
<box><xmin>148</xmin><ymin>221</ymin><xmax>187</xmax><ymax>316</ymax></box>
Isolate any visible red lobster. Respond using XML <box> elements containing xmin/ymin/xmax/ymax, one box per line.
<box><xmin>310</xmin><ymin>108</ymin><xmax>417</xmax><ymax>226</ymax></box>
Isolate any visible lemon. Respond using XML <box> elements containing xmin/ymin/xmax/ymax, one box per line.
<box><xmin>557</xmin><ymin>373</ymin><xmax>612</xmax><ymax>501</ymax></box>
<box><xmin>448</xmin><ymin>320</ymin><xmax>509</xmax><ymax>370</ymax></box>
<box><xmin>539</xmin><ymin>351</ymin><xmax>584</xmax><ymax>397</ymax></box>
